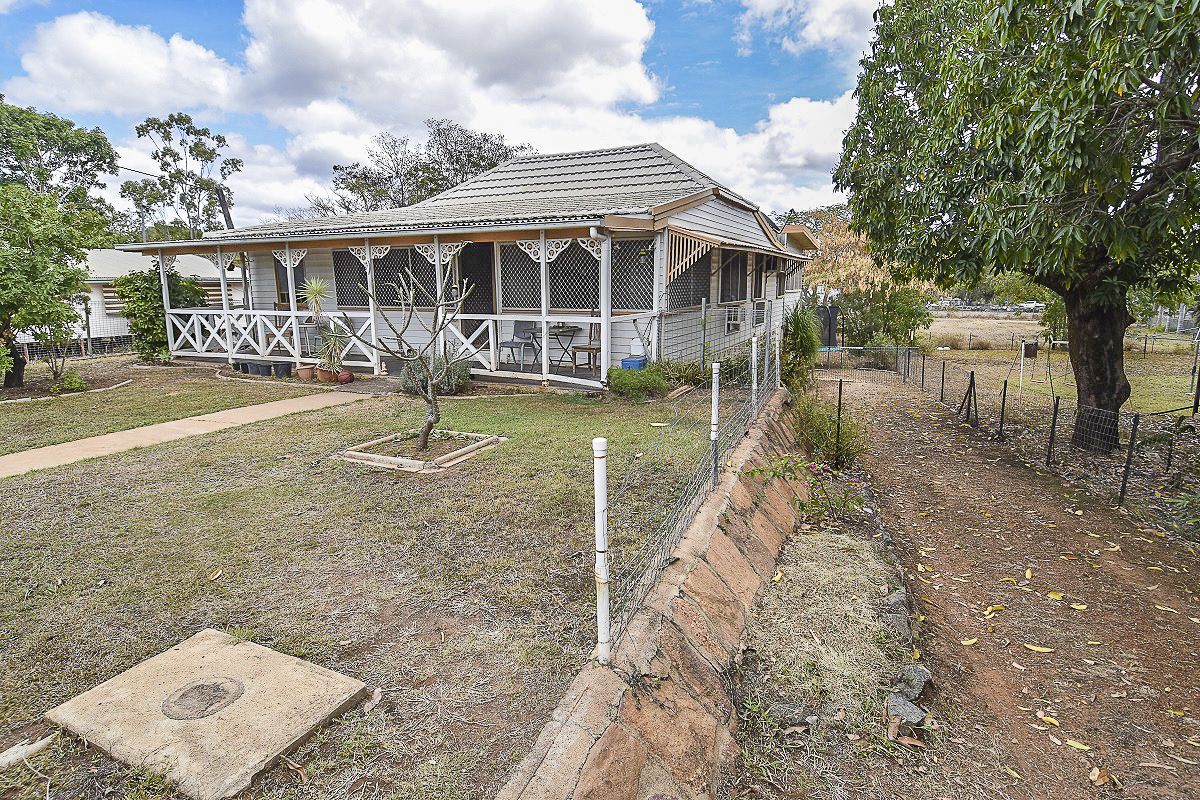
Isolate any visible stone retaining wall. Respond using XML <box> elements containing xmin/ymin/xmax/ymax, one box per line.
<box><xmin>497</xmin><ymin>390</ymin><xmax>806</xmax><ymax>800</ymax></box>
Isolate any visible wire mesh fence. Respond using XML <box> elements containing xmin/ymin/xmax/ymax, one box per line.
<box><xmin>17</xmin><ymin>335</ymin><xmax>135</xmax><ymax>362</ymax></box>
<box><xmin>598</xmin><ymin>317</ymin><xmax>782</xmax><ymax>650</ymax></box>
<box><xmin>816</xmin><ymin>346</ymin><xmax>1200</xmax><ymax>538</ymax></box>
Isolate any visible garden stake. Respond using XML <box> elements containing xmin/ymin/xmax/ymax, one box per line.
<box><xmin>940</xmin><ymin>360</ymin><xmax>946</xmax><ymax>403</ymax></box>
<box><xmin>592</xmin><ymin>438</ymin><xmax>611</xmax><ymax>665</ymax></box>
<box><xmin>1047</xmin><ymin>396</ymin><xmax>1060</xmax><ymax>466</ymax></box>
<box><xmin>835</xmin><ymin>379</ymin><xmax>844</xmax><ymax>469</ymax></box>
<box><xmin>998</xmin><ymin>379</ymin><xmax>1007</xmax><ymax>439</ymax></box>
<box><xmin>710</xmin><ymin>362</ymin><xmax>721</xmax><ymax>489</ymax></box>
<box><xmin>1118</xmin><ymin>414</ymin><xmax>1140</xmax><ymax>505</ymax></box>
<box><xmin>920</xmin><ymin>353</ymin><xmax>926</xmax><ymax>388</ymax></box>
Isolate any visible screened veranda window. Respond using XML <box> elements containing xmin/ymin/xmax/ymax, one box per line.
<box><xmin>666</xmin><ymin>256</ymin><xmax>710</xmax><ymax>310</ymax></box>
<box><xmin>718</xmin><ymin>250</ymin><xmax>747</xmax><ymax>304</ymax></box>
<box><xmin>332</xmin><ymin>250</ymin><xmax>369</xmax><ymax>307</ymax></box>
<box><xmin>373</xmin><ymin>248</ymin><xmax>437</xmax><ymax>308</ymax></box>
<box><xmin>611</xmin><ymin>238</ymin><xmax>654</xmax><ymax>311</ymax></box>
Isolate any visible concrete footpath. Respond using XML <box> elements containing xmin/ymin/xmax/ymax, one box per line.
<box><xmin>0</xmin><ymin>391</ymin><xmax>366</xmax><ymax>480</ymax></box>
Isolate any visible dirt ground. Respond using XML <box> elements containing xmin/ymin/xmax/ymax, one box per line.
<box><xmin>840</xmin><ymin>378</ymin><xmax>1200</xmax><ymax>798</ymax></box>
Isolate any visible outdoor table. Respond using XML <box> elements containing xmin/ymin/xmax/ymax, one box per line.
<box><xmin>531</xmin><ymin>325</ymin><xmax>582</xmax><ymax>369</ymax></box>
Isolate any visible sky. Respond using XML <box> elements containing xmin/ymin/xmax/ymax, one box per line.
<box><xmin>0</xmin><ymin>0</ymin><xmax>878</xmax><ymax>226</ymax></box>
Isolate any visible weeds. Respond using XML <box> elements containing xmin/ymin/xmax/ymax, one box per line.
<box><xmin>793</xmin><ymin>393</ymin><xmax>864</xmax><ymax>467</ymax></box>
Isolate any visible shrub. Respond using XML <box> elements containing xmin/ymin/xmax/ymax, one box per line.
<box><xmin>653</xmin><ymin>358</ymin><xmax>705</xmax><ymax>387</ymax></box>
<box><xmin>793</xmin><ymin>392</ymin><xmax>864</xmax><ymax>467</ymax></box>
<box><xmin>49</xmin><ymin>370</ymin><xmax>87</xmax><ymax>395</ymax></box>
<box><xmin>781</xmin><ymin>305</ymin><xmax>821</xmax><ymax>390</ymax></box>
<box><xmin>607</xmin><ymin>366</ymin><xmax>669</xmax><ymax>401</ymax></box>
<box><xmin>971</xmin><ymin>338</ymin><xmax>993</xmax><ymax>350</ymax></box>
<box><xmin>112</xmin><ymin>268</ymin><xmax>205</xmax><ymax>361</ymax></box>
<box><xmin>396</xmin><ymin>355</ymin><xmax>470</xmax><ymax>396</ymax></box>
<box><xmin>931</xmin><ymin>332</ymin><xmax>964</xmax><ymax>349</ymax></box>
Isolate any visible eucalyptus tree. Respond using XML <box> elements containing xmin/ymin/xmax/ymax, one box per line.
<box><xmin>835</xmin><ymin>0</ymin><xmax>1200</xmax><ymax>448</ymax></box>
<box><xmin>119</xmin><ymin>113</ymin><xmax>243</xmax><ymax>239</ymax></box>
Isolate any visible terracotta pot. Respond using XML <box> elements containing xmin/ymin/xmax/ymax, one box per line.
<box><xmin>296</xmin><ymin>365</ymin><xmax>316</xmax><ymax>381</ymax></box>
<box><xmin>337</xmin><ymin>370</ymin><xmax>354</xmax><ymax>384</ymax></box>
<box><xmin>316</xmin><ymin>368</ymin><xmax>336</xmax><ymax>383</ymax></box>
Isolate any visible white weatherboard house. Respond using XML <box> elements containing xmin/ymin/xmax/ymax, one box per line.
<box><xmin>118</xmin><ymin>143</ymin><xmax>816</xmax><ymax>388</ymax></box>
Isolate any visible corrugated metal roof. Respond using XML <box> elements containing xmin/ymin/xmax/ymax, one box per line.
<box><xmin>201</xmin><ymin>143</ymin><xmax>750</xmax><ymax>242</ymax></box>
<box><xmin>83</xmin><ymin>249</ymin><xmax>229</xmax><ymax>281</ymax></box>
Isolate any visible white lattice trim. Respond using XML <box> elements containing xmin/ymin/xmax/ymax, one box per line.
<box><xmin>348</xmin><ymin>245</ymin><xmax>391</xmax><ymax>267</ymax></box>
<box><xmin>151</xmin><ymin>254</ymin><xmax>177</xmax><ymax>271</ymax></box>
<box><xmin>576</xmin><ymin>237</ymin><xmax>602</xmax><ymax>261</ymax></box>
<box><xmin>272</xmin><ymin>249</ymin><xmax>307</xmax><ymax>268</ymax></box>
<box><xmin>543</xmin><ymin>239</ymin><xmax>572</xmax><ymax>262</ymax></box>
<box><xmin>199</xmin><ymin>252</ymin><xmax>238</xmax><ymax>270</ymax></box>
<box><xmin>515</xmin><ymin>240</ymin><xmax>542</xmax><ymax>261</ymax></box>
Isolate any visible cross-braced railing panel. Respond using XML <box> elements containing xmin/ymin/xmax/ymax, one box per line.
<box><xmin>447</xmin><ymin>321</ymin><xmax>496</xmax><ymax>371</ymax></box>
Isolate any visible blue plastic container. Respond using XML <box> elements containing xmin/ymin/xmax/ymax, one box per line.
<box><xmin>620</xmin><ymin>356</ymin><xmax>648</xmax><ymax>370</ymax></box>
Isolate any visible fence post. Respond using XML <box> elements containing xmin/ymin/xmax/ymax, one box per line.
<box><xmin>939</xmin><ymin>360</ymin><xmax>946</xmax><ymax>403</ymax></box>
<box><xmin>1118</xmin><ymin>414</ymin><xmax>1140</xmax><ymax>505</ymax></box>
<box><xmin>592</xmin><ymin>437</ymin><xmax>611</xmax><ymax>665</ymax></box>
<box><xmin>1194</xmin><ymin>366</ymin><xmax>1199</xmax><ymax>416</ymax></box>
<box><xmin>835</xmin><ymin>378</ymin><xmax>844</xmax><ymax>469</ymax></box>
<box><xmin>775</xmin><ymin>334</ymin><xmax>782</xmax><ymax>388</ymax></box>
<box><xmin>751</xmin><ymin>335</ymin><xmax>759</xmax><ymax>409</ymax></box>
<box><xmin>968</xmin><ymin>332</ymin><xmax>973</xmax><ymax>350</ymax></box>
<box><xmin>998</xmin><ymin>379</ymin><xmax>1008</xmax><ymax>439</ymax></box>
<box><xmin>1046</xmin><ymin>396</ymin><xmax>1060</xmax><ymax>466</ymax></box>
<box><xmin>710</xmin><ymin>361</ymin><xmax>721</xmax><ymax>489</ymax></box>
<box><xmin>921</xmin><ymin>353</ymin><xmax>926</xmax><ymax>388</ymax></box>
<box><xmin>700</xmin><ymin>297</ymin><xmax>708</xmax><ymax>366</ymax></box>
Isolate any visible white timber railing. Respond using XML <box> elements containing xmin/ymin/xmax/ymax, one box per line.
<box><xmin>166</xmin><ymin>308</ymin><xmax>377</xmax><ymax>369</ymax></box>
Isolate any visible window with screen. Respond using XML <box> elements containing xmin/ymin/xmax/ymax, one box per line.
<box><xmin>718</xmin><ymin>249</ymin><xmax>747</xmax><ymax>304</ymax></box>
<box><xmin>548</xmin><ymin>241</ymin><xmax>600</xmax><ymax>310</ymax></box>
<box><xmin>666</xmin><ymin>257</ymin><xmax>710</xmax><ymax>310</ymax></box>
<box><xmin>332</xmin><ymin>250</ymin><xmax>369</xmax><ymax>307</ymax></box>
<box><xmin>499</xmin><ymin>243</ymin><xmax>540</xmax><ymax>310</ymax></box>
<box><xmin>372</xmin><ymin>248</ymin><xmax>437</xmax><ymax>307</ymax></box>
<box><xmin>753</xmin><ymin>254</ymin><xmax>769</xmax><ymax>299</ymax></box>
<box><xmin>611</xmin><ymin>238</ymin><xmax>654</xmax><ymax>310</ymax></box>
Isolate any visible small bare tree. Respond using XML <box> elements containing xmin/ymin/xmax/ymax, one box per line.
<box><xmin>342</xmin><ymin>266</ymin><xmax>474</xmax><ymax>451</ymax></box>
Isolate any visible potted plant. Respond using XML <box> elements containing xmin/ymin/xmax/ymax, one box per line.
<box><xmin>316</xmin><ymin>329</ymin><xmax>345</xmax><ymax>383</ymax></box>
<box><xmin>297</xmin><ymin>364</ymin><xmax>316</xmax><ymax>380</ymax></box>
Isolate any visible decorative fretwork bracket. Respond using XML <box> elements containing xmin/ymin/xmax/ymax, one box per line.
<box><xmin>576</xmin><ymin>237</ymin><xmax>602</xmax><ymax>261</ymax></box>
<box><xmin>199</xmin><ymin>252</ymin><xmax>239</xmax><ymax>270</ymax></box>
<box><xmin>348</xmin><ymin>245</ymin><xmax>391</xmax><ymax>267</ymax></box>
<box><xmin>151</xmin><ymin>254</ymin><xmax>177</xmax><ymax>271</ymax></box>
<box><xmin>516</xmin><ymin>238</ymin><xmax>574</xmax><ymax>262</ymax></box>
<box><xmin>414</xmin><ymin>241</ymin><xmax>470</xmax><ymax>266</ymax></box>
<box><xmin>272</xmin><ymin>249</ymin><xmax>307</xmax><ymax>269</ymax></box>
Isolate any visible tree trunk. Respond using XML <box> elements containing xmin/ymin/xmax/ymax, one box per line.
<box><xmin>3</xmin><ymin>337</ymin><xmax>26</xmax><ymax>389</ymax></box>
<box><xmin>416</xmin><ymin>388</ymin><xmax>441</xmax><ymax>451</ymax></box>
<box><xmin>1064</xmin><ymin>284</ymin><xmax>1133</xmax><ymax>452</ymax></box>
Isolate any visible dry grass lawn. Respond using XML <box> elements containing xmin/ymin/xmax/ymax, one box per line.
<box><xmin>0</xmin><ymin>391</ymin><xmax>708</xmax><ymax>800</ymax></box>
<box><xmin>0</xmin><ymin>356</ymin><xmax>319</xmax><ymax>455</ymax></box>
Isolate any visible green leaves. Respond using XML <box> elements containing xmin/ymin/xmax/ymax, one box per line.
<box><xmin>111</xmin><ymin>268</ymin><xmax>205</xmax><ymax>361</ymax></box>
<box><xmin>835</xmin><ymin>0</ymin><xmax>1200</xmax><ymax>298</ymax></box>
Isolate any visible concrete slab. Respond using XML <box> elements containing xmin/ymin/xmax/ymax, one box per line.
<box><xmin>46</xmin><ymin>629</ymin><xmax>368</xmax><ymax>800</ymax></box>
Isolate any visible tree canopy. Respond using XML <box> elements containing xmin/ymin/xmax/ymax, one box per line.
<box><xmin>119</xmin><ymin>113</ymin><xmax>243</xmax><ymax>240</ymax></box>
<box><xmin>0</xmin><ymin>96</ymin><xmax>118</xmax><ymax>212</ymax></box>
<box><xmin>0</xmin><ymin>183</ymin><xmax>111</xmax><ymax>383</ymax></box>
<box><xmin>835</xmin><ymin>0</ymin><xmax>1200</xmax><ymax>426</ymax></box>
<box><xmin>305</xmin><ymin>119</ymin><xmax>534</xmax><ymax>216</ymax></box>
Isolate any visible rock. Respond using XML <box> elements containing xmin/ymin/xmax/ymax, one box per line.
<box><xmin>895</xmin><ymin>664</ymin><xmax>932</xmax><ymax>701</ymax></box>
<box><xmin>882</xmin><ymin>587</ymin><xmax>908</xmax><ymax>614</ymax></box>
<box><xmin>881</xmin><ymin>612</ymin><xmax>911</xmax><ymax>639</ymax></box>
<box><xmin>886</xmin><ymin>693</ymin><xmax>927</xmax><ymax>725</ymax></box>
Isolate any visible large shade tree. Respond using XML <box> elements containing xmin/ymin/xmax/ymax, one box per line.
<box><xmin>0</xmin><ymin>184</ymin><xmax>111</xmax><ymax>386</ymax></box>
<box><xmin>304</xmin><ymin>119</ymin><xmax>534</xmax><ymax>216</ymax></box>
<box><xmin>835</xmin><ymin>0</ymin><xmax>1200</xmax><ymax>447</ymax></box>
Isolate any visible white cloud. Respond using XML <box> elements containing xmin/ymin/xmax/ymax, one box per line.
<box><xmin>736</xmin><ymin>0</ymin><xmax>877</xmax><ymax>59</ymax></box>
<box><xmin>3</xmin><ymin>1</ymin><xmax>854</xmax><ymax>222</ymax></box>
<box><xmin>3</xmin><ymin>12</ymin><xmax>239</xmax><ymax>114</ymax></box>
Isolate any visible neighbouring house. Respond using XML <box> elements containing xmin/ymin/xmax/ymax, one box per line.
<box><xmin>17</xmin><ymin>249</ymin><xmax>244</xmax><ymax>359</ymax></box>
<box><xmin>116</xmin><ymin>143</ymin><xmax>817</xmax><ymax>388</ymax></box>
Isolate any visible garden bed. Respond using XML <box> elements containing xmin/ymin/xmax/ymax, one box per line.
<box><xmin>338</xmin><ymin>428</ymin><xmax>507</xmax><ymax>472</ymax></box>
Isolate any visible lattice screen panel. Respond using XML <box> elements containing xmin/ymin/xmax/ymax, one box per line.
<box><xmin>373</xmin><ymin>248</ymin><xmax>437</xmax><ymax>307</ymax></box>
<box><xmin>499</xmin><ymin>243</ymin><xmax>540</xmax><ymax>310</ymax></box>
<box><xmin>549</xmin><ymin>241</ymin><xmax>600</xmax><ymax>311</ymax></box>
<box><xmin>611</xmin><ymin>238</ymin><xmax>654</xmax><ymax>311</ymax></box>
<box><xmin>666</xmin><ymin>257</ymin><xmax>710</xmax><ymax>310</ymax></box>
<box><xmin>782</xmin><ymin>259</ymin><xmax>804</xmax><ymax>292</ymax></box>
<box><xmin>332</xmin><ymin>250</ymin><xmax>369</xmax><ymax>307</ymax></box>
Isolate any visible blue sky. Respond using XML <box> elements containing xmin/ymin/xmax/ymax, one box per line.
<box><xmin>0</xmin><ymin>0</ymin><xmax>874</xmax><ymax>223</ymax></box>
